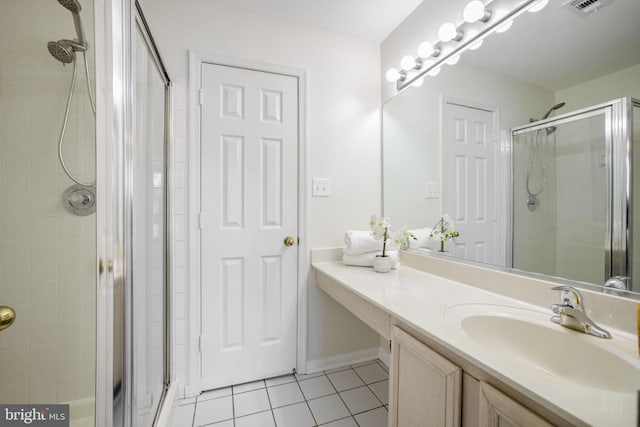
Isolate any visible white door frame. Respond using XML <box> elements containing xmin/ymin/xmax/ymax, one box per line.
<box><xmin>440</xmin><ymin>96</ymin><xmax>504</xmax><ymax>264</ymax></box>
<box><xmin>187</xmin><ymin>51</ymin><xmax>308</xmax><ymax>396</ymax></box>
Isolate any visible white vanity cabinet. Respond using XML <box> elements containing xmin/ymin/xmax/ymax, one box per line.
<box><xmin>389</xmin><ymin>325</ymin><xmax>555</xmax><ymax>427</ymax></box>
<box><xmin>389</xmin><ymin>325</ymin><xmax>462</xmax><ymax>427</ymax></box>
<box><xmin>311</xmin><ymin>262</ymin><xmax>598</xmax><ymax>426</ymax></box>
<box><xmin>477</xmin><ymin>382</ymin><xmax>554</xmax><ymax>427</ymax></box>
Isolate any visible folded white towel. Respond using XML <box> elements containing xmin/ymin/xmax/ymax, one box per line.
<box><xmin>408</xmin><ymin>227</ymin><xmax>440</xmax><ymax>251</ymax></box>
<box><xmin>344</xmin><ymin>230</ymin><xmax>382</xmax><ymax>255</ymax></box>
<box><xmin>342</xmin><ymin>250</ymin><xmax>400</xmax><ymax>269</ymax></box>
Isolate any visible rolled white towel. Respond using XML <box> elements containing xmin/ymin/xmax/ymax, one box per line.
<box><xmin>344</xmin><ymin>230</ymin><xmax>382</xmax><ymax>255</ymax></box>
<box><xmin>342</xmin><ymin>250</ymin><xmax>400</xmax><ymax>269</ymax></box>
<box><xmin>408</xmin><ymin>227</ymin><xmax>440</xmax><ymax>251</ymax></box>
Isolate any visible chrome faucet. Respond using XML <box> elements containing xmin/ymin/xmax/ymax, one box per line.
<box><xmin>550</xmin><ymin>286</ymin><xmax>612</xmax><ymax>339</ymax></box>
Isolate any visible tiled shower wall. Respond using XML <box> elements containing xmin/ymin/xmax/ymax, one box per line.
<box><xmin>0</xmin><ymin>48</ymin><xmax>96</xmax><ymax>403</ymax></box>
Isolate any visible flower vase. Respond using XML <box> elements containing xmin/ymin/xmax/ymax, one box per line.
<box><xmin>373</xmin><ymin>255</ymin><xmax>392</xmax><ymax>273</ymax></box>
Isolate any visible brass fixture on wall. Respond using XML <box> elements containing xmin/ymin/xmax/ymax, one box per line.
<box><xmin>0</xmin><ymin>306</ymin><xmax>16</xmax><ymax>332</ymax></box>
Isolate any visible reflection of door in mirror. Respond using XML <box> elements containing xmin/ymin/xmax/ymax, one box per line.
<box><xmin>443</xmin><ymin>102</ymin><xmax>499</xmax><ymax>265</ymax></box>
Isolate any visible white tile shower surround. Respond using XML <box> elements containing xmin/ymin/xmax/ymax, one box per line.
<box><xmin>173</xmin><ymin>360</ymin><xmax>389</xmax><ymax>427</ymax></box>
<box><xmin>0</xmin><ymin>50</ymin><xmax>96</xmax><ymax>403</ymax></box>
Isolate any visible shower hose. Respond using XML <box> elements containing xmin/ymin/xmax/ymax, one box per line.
<box><xmin>58</xmin><ymin>50</ymin><xmax>96</xmax><ymax>187</ymax></box>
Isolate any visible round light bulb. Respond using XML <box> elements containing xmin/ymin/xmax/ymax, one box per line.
<box><xmin>496</xmin><ymin>20</ymin><xmax>513</xmax><ymax>33</ymax></box>
<box><xmin>446</xmin><ymin>54</ymin><xmax>461</xmax><ymax>66</ymax></box>
<box><xmin>528</xmin><ymin>0</ymin><xmax>549</xmax><ymax>12</ymax></box>
<box><xmin>463</xmin><ymin>1</ymin><xmax>486</xmax><ymax>23</ymax></box>
<box><xmin>438</xmin><ymin>23</ymin><xmax>458</xmax><ymax>42</ymax></box>
<box><xmin>427</xmin><ymin>67</ymin><xmax>441</xmax><ymax>77</ymax></box>
<box><xmin>400</xmin><ymin>55</ymin><xmax>416</xmax><ymax>71</ymax></box>
<box><xmin>385</xmin><ymin>68</ymin><xmax>401</xmax><ymax>82</ymax></box>
<box><xmin>417</xmin><ymin>41</ymin><xmax>435</xmax><ymax>58</ymax></box>
<box><xmin>468</xmin><ymin>39</ymin><xmax>483</xmax><ymax>50</ymax></box>
<box><xmin>412</xmin><ymin>77</ymin><xmax>425</xmax><ymax>88</ymax></box>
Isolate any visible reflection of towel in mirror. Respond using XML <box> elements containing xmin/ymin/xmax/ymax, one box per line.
<box><xmin>407</xmin><ymin>227</ymin><xmax>439</xmax><ymax>250</ymax></box>
<box><xmin>342</xmin><ymin>250</ymin><xmax>400</xmax><ymax>268</ymax></box>
<box><xmin>344</xmin><ymin>230</ymin><xmax>382</xmax><ymax>255</ymax></box>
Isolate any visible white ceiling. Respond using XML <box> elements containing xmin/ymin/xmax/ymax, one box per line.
<box><xmin>208</xmin><ymin>0</ymin><xmax>424</xmax><ymax>42</ymax></box>
<box><xmin>463</xmin><ymin>0</ymin><xmax>640</xmax><ymax>91</ymax></box>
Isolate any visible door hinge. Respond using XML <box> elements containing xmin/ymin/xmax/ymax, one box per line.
<box><xmin>199</xmin><ymin>212</ymin><xmax>205</xmax><ymax>229</ymax></box>
<box><xmin>199</xmin><ymin>89</ymin><xmax>204</xmax><ymax>105</ymax></box>
<box><xmin>199</xmin><ymin>335</ymin><xmax>205</xmax><ymax>351</ymax></box>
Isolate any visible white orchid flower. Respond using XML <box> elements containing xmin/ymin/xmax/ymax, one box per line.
<box><xmin>391</xmin><ymin>227</ymin><xmax>408</xmax><ymax>246</ymax></box>
<box><xmin>370</xmin><ymin>214</ymin><xmax>390</xmax><ymax>241</ymax></box>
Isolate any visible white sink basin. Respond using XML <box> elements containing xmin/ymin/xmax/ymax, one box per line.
<box><xmin>444</xmin><ymin>304</ymin><xmax>640</xmax><ymax>392</ymax></box>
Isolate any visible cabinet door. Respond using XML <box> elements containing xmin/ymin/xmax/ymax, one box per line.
<box><xmin>478</xmin><ymin>382</ymin><xmax>554</xmax><ymax>427</ymax></box>
<box><xmin>390</xmin><ymin>326</ymin><xmax>461</xmax><ymax>427</ymax></box>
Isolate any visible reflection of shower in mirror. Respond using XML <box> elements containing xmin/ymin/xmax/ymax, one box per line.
<box><xmin>525</xmin><ymin>102</ymin><xmax>564</xmax><ymax>211</ymax></box>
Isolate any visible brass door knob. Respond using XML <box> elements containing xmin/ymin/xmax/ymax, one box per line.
<box><xmin>0</xmin><ymin>306</ymin><xmax>16</xmax><ymax>332</ymax></box>
<box><xmin>284</xmin><ymin>236</ymin><xmax>295</xmax><ymax>247</ymax></box>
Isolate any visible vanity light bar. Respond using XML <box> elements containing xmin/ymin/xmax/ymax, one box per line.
<box><xmin>389</xmin><ymin>0</ymin><xmax>546</xmax><ymax>92</ymax></box>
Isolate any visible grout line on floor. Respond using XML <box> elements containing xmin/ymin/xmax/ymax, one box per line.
<box><xmin>263</xmin><ymin>381</ymin><xmax>278</xmax><ymax>427</ymax></box>
<box><xmin>351</xmin><ymin>365</ymin><xmax>387</xmax><ymax>408</ymax></box>
<box><xmin>295</xmin><ymin>376</ymin><xmax>319</xmax><ymax>427</ymax></box>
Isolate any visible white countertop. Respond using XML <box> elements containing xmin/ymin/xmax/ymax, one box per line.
<box><xmin>312</xmin><ymin>260</ymin><xmax>640</xmax><ymax>427</ymax></box>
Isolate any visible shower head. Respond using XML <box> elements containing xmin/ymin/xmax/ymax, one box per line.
<box><xmin>56</xmin><ymin>0</ymin><xmax>88</xmax><ymax>49</ymax></box>
<box><xmin>542</xmin><ymin>102</ymin><xmax>565</xmax><ymax>135</ymax></box>
<box><xmin>541</xmin><ymin>102</ymin><xmax>566</xmax><ymax>120</ymax></box>
<box><xmin>47</xmin><ymin>40</ymin><xmax>76</xmax><ymax>64</ymax></box>
<box><xmin>57</xmin><ymin>0</ymin><xmax>82</xmax><ymax>13</ymax></box>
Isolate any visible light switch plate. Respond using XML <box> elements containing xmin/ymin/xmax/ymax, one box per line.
<box><xmin>312</xmin><ymin>178</ymin><xmax>331</xmax><ymax>197</ymax></box>
<box><xmin>425</xmin><ymin>182</ymin><xmax>439</xmax><ymax>199</ymax></box>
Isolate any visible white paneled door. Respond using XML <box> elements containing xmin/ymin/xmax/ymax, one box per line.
<box><xmin>200</xmin><ymin>63</ymin><xmax>298</xmax><ymax>389</ymax></box>
<box><xmin>443</xmin><ymin>102</ymin><xmax>496</xmax><ymax>264</ymax></box>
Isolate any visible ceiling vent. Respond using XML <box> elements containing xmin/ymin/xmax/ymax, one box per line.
<box><xmin>563</xmin><ymin>0</ymin><xmax>614</xmax><ymax>16</ymax></box>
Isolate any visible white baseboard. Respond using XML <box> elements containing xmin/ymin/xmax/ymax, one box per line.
<box><xmin>305</xmin><ymin>347</ymin><xmax>380</xmax><ymax>373</ymax></box>
<box><xmin>378</xmin><ymin>347</ymin><xmax>390</xmax><ymax>369</ymax></box>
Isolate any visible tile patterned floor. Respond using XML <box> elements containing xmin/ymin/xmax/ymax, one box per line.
<box><xmin>172</xmin><ymin>359</ymin><xmax>389</xmax><ymax>427</ymax></box>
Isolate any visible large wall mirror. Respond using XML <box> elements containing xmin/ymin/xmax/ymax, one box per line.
<box><xmin>383</xmin><ymin>0</ymin><xmax>640</xmax><ymax>294</ymax></box>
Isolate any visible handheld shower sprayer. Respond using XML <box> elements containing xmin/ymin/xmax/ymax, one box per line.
<box><xmin>541</xmin><ymin>102</ymin><xmax>566</xmax><ymax>120</ymax></box>
<box><xmin>57</xmin><ymin>0</ymin><xmax>88</xmax><ymax>49</ymax></box>
<box><xmin>49</xmin><ymin>0</ymin><xmax>96</xmax><ymax>188</ymax></box>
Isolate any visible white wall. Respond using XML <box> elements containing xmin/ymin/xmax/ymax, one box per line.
<box><xmin>555</xmin><ymin>63</ymin><xmax>640</xmax><ymax>110</ymax></box>
<box><xmin>0</xmin><ymin>0</ymin><xmax>96</xmax><ymax>404</ymax></box>
<box><xmin>141</xmin><ymin>0</ymin><xmax>382</xmax><ymax>396</ymax></box>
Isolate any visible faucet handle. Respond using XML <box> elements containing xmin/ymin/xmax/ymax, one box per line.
<box><xmin>604</xmin><ymin>276</ymin><xmax>630</xmax><ymax>291</ymax></box>
<box><xmin>551</xmin><ymin>286</ymin><xmax>584</xmax><ymax>310</ymax></box>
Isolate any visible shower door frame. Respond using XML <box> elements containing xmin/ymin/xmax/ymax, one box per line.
<box><xmin>127</xmin><ymin>2</ymin><xmax>173</xmax><ymax>426</ymax></box>
<box><xmin>95</xmin><ymin>0</ymin><xmax>173</xmax><ymax>426</ymax></box>
<box><xmin>510</xmin><ymin>97</ymin><xmax>633</xmax><ymax>287</ymax></box>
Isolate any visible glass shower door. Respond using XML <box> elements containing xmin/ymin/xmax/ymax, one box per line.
<box><xmin>130</xmin><ymin>5</ymin><xmax>171</xmax><ymax>426</ymax></box>
<box><xmin>512</xmin><ymin>108</ymin><xmax>610</xmax><ymax>284</ymax></box>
